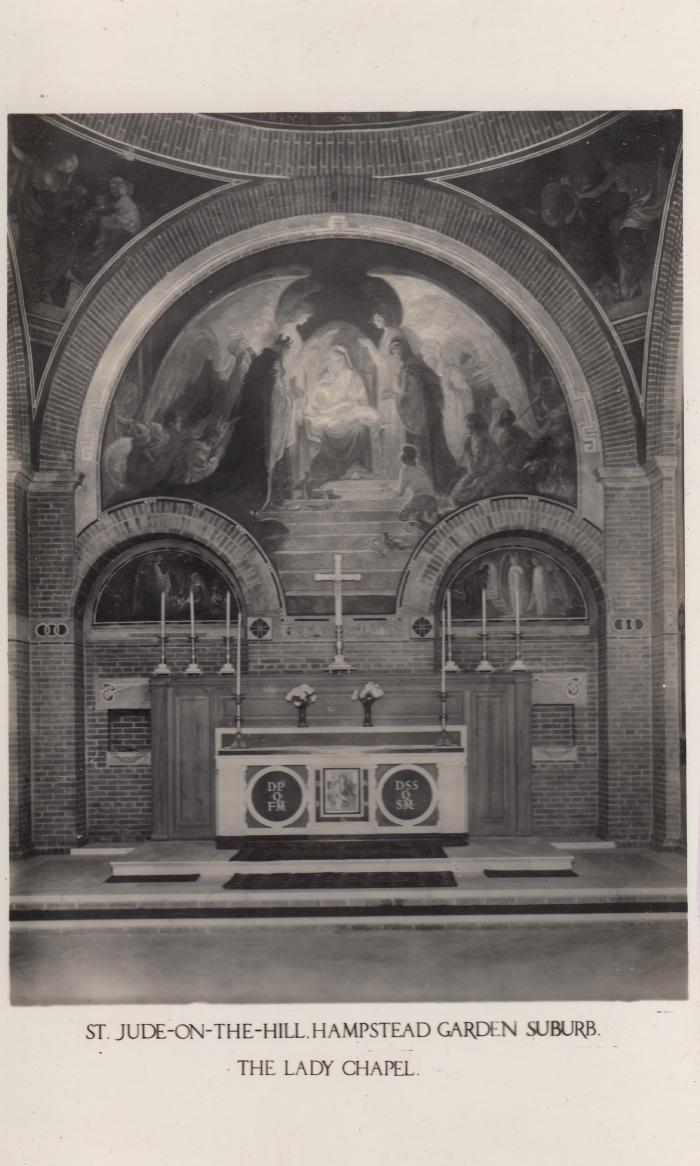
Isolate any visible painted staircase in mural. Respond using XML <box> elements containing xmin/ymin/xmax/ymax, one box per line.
<box><xmin>266</xmin><ymin>478</ymin><xmax>421</xmax><ymax>614</ymax></box>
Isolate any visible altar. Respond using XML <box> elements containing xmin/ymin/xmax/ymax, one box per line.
<box><xmin>215</xmin><ymin>725</ymin><xmax>467</xmax><ymax>843</ymax></box>
<box><xmin>150</xmin><ymin>672</ymin><xmax>531</xmax><ymax>843</ymax></box>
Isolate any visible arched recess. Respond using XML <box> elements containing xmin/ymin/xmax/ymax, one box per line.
<box><xmin>398</xmin><ymin>496</ymin><xmax>604</xmax><ymax>617</ymax></box>
<box><xmin>34</xmin><ymin>177</ymin><xmax>640</xmax><ymax>533</ymax></box>
<box><xmin>73</xmin><ymin>499</ymin><xmax>284</xmax><ymax>616</ymax></box>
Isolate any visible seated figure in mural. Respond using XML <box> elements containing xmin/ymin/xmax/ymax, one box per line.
<box><xmin>93</xmin><ymin>176</ymin><xmax>142</xmax><ymax>258</ymax></box>
<box><xmin>387</xmin><ymin>337</ymin><xmax>456</xmax><ymax>493</ymax></box>
<box><xmin>449</xmin><ymin>413</ymin><xmax>501</xmax><ymax>508</ymax></box>
<box><xmin>305</xmin><ymin>346</ymin><xmax>382</xmax><ymax>486</ymax></box>
<box><xmin>493</xmin><ymin>407</ymin><xmax>534</xmax><ymax>491</ymax></box>
<box><xmin>386</xmin><ymin>444</ymin><xmax>438</xmax><ymax>530</ymax></box>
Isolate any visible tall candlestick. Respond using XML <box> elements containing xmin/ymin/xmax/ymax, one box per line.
<box><xmin>477</xmin><ymin>587</ymin><xmax>494</xmax><ymax>671</ymax></box>
<box><xmin>446</xmin><ymin>589</ymin><xmax>452</xmax><ymax>639</ymax></box>
<box><xmin>515</xmin><ymin>580</ymin><xmax>520</xmax><ymax>638</ymax></box>
<box><xmin>510</xmin><ymin>574</ymin><xmax>527</xmax><ymax>672</ymax></box>
<box><xmin>153</xmin><ymin>587</ymin><xmax>171</xmax><ymax>674</ymax></box>
<box><xmin>185</xmin><ymin>587</ymin><xmax>202</xmax><ymax>674</ymax></box>
<box><xmin>236</xmin><ymin>612</ymin><xmax>242</xmax><ymax>698</ymax></box>
<box><xmin>219</xmin><ymin>590</ymin><xmax>235</xmax><ymax>674</ymax></box>
<box><xmin>441</xmin><ymin>601</ymin><xmax>446</xmax><ymax>693</ymax></box>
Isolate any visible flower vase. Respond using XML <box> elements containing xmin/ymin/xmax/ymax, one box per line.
<box><xmin>361</xmin><ymin>696</ymin><xmax>375</xmax><ymax>727</ymax></box>
<box><xmin>296</xmin><ymin>702</ymin><xmax>308</xmax><ymax>728</ymax></box>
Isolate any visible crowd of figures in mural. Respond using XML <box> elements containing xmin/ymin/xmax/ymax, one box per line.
<box><xmin>94</xmin><ymin>549</ymin><xmax>233</xmax><ymax>624</ymax></box>
<box><xmin>449</xmin><ymin>548</ymin><xmax>587</xmax><ymax>622</ymax></box>
<box><xmin>102</xmin><ymin>260</ymin><xmax>577</xmax><ymax>578</ymax></box>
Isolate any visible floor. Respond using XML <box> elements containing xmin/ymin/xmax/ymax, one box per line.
<box><xmin>9</xmin><ymin>843</ymin><xmax>688</xmax><ymax>1004</ymax></box>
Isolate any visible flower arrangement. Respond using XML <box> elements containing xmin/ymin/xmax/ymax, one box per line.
<box><xmin>351</xmin><ymin>681</ymin><xmax>385</xmax><ymax>726</ymax></box>
<box><xmin>285</xmin><ymin>683</ymin><xmax>317</xmax><ymax>727</ymax></box>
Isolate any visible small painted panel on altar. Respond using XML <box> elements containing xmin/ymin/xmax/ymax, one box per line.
<box><xmin>245</xmin><ymin>765</ymin><xmax>309</xmax><ymax>829</ymax></box>
<box><xmin>94</xmin><ymin>548</ymin><xmax>235</xmax><ymax>624</ymax></box>
<box><xmin>449</xmin><ymin>548</ymin><xmax>587</xmax><ymax>622</ymax></box>
<box><xmin>316</xmin><ymin>768</ymin><xmax>368</xmax><ymax>822</ymax></box>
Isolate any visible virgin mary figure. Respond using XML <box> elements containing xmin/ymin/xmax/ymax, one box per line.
<box><xmin>304</xmin><ymin>346</ymin><xmax>382</xmax><ymax>485</ymax></box>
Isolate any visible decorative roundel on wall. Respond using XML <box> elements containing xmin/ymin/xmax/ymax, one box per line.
<box><xmin>248</xmin><ymin>617</ymin><xmax>272</xmax><ymax>640</ymax></box>
<box><xmin>247</xmin><ymin>767</ymin><xmax>306</xmax><ymax>827</ymax></box>
<box><xmin>411</xmin><ymin>617</ymin><xmax>433</xmax><ymax>639</ymax></box>
<box><xmin>377</xmin><ymin>765</ymin><xmax>437</xmax><ymax>826</ymax></box>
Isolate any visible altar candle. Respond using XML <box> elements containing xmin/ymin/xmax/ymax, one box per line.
<box><xmin>225</xmin><ymin>591</ymin><xmax>231</xmax><ymax>641</ymax></box>
<box><xmin>446</xmin><ymin>588</ymin><xmax>452</xmax><ymax>639</ymax></box>
<box><xmin>441</xmin><ymin>601</ymin><xmax>446</xmax><ymax>693</ymax></box>
<box><xmin>189</xmin><ymin>589</ymin><xmax>195</xmax><ymax>639</ymax></box>
<box><xmin>160</xmin><ymin>589</ymin><xmax>166</xmax><ymax>640</ymax></box>
<box><xmin>236</xmin><ymin>611</ymin><xmax>242</xmax><ymax>695</ymax></box>
<box><xmin>481</xmin><ymin>587</ymin><xmax>487</xmax><ymax>639</ymax></box>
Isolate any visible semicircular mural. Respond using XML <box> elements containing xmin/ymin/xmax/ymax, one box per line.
<box><xmin>101</xmin><ymin>242</ymin><xmax>578</xmax><ymax>614</ymax></box>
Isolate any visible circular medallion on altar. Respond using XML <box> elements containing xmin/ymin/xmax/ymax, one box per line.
<box><xmin>248</xmin><ymin>767</ymin><xmax>306</xmax><ymax>826</ymax></box>
<box><xmin>377</xmin><ymin>766</ymin><xmax>437</xmax><ymax>826</ymax></box>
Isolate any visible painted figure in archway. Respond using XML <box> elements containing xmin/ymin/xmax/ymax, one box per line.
<box><xmin>304</xmin><ymin>346</ymin><xmax>382</xmax><ymax>485</ymax></box>
<box><xmin>387</xmin><ymin>337</ymin><xmax>456</xmax><ymax>493</ymax></box>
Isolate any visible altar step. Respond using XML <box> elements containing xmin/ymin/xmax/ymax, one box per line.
<box><xmin>109</xmin><ymin>838</ymin><xmax>576</xmax><ymax>880</ymax></box>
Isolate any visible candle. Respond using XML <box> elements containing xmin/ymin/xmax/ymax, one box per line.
<box><xmin>446</xmin><ymin>588</ymin><xmax>452</xmax><ymax>639</ymax></box>
<box><xmin>225</xmin><ymin>591</ymin><xmax>231</xmax><ymax>641</ymax></box>
<box><xmin>160</xmin><ymin>588</ymin><xmax>165</xmax><ymax>640</ymax></box>
<box><xmin>236</xmin><ymin>611</ymin><xmax>242</xmax><ymax>697</ymax></box>
<box><xmin>441</xmin><ymin>601</ymin><xmax>446</xmax><ymax>693</ymax></box>
<box><xmin>189</xmin><ymin>589</ymin><xmax>195</xmax><ymax>639</ymax></box>
<box><xmin>481</xmin><ymin>588</ymin><xmax>487</xmax><ymax>639</ymax></box>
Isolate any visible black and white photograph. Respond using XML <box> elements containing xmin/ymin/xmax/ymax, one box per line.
<box><xmin>7</xmin><ymin>104</ymin><xmax>688</xmax><ymax>1009</ymax></box>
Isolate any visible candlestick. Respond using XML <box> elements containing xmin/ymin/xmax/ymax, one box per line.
<box><xmin>476</xmin><ymin>586</ymin><xmax>494</xmax><ymax>673</ymax></box>
<box><xmin>440</xmin><ymin>600</ymin><xmax>446</xmax><ymax>694</ymax></box>
<box><xmin>153</xmin><ymin>588</ymin><xmax>171</xmax><ymax>675</ymax></box>
<box><xmin>219</xmin><ymin>591</ymin><xmax>235</xmax><ymax>674</ymax></box>
<box><xmin>444</xmin><ymin>587</ymin><xmax>460</xmax><ymax>672</ymax></box>
<box><xmin>226</xmin><ymin>612</ymin><xmax>246</xmax><ymax>747</ymax></box>
<box><xmin>185</xmin><ymin>586</ymin><xmax>202</xmax><ymax>675</ymax></box>
<box><xmin>236</xmin><ymin>612</ymin><xmax>242</xmax><ymax>698</ymax></box>
<box><xmin>510</xmin><ymin>578</ymin><xmax>528</xmax><ymax>672</ymax></box>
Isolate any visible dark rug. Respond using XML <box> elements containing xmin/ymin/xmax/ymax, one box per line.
<box><xmin>483</xmin><ymin>869</ymin><xmax>578</xmax><ymax>878</ymax></box>
<box><xmin>106</xmin><ymin>874</ymin><xmax>201</xmax><ymax>883</ymax></box>
<box><xmin>232</xmin><ymin>839</ymin><xmax>448</xmax><ymax>862</ymax></box>
<box><xmin>223</xmin><ymin>870</ymin><xmax>457</xmax><ymax>890</ymax></box>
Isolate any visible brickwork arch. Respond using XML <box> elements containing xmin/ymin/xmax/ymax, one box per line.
<box><xmin>53</xmin><ymin>112</ymin><xmax>619</xmax><ymax>181</ymax></box>
<box><xmin>398</xmin><ymin>496</ymin><xmax>604</xmax><ymax>615</ymax></box>
<box><xmin>644</xmin><ymin>150</ymin><xmax>683</xmax><ymax>459</ymax></box>
<box><xmin>36</xmin><ymin>178</ymin><xmax>640</xmax><ymax>524</ymax></box>
<box><xmin>73</xmin><ymin>499</ymin><xmax>283</xmax><ymax>614</ymax></box>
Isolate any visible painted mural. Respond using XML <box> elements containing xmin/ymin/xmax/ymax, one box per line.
<box><xmin>451</xmin><ymin>111</ymin><xmax>681</xmax><ymax>325</ymax></box>
<box><xmin>8</xmin><ymin>116</ymin><xmax>218</xmax><ymax>313</ymax></box>
<box><xmin>448</xmin><ymin>549</ymin><xmax>587</xmax><ymax>622</ymax></box>
<box><xmin>94</xmin><ymin>549</ymin><xmax>234</xmax><ymax>624</ymax></box>
<box><xmin>101</xmin><ymin>247</ymin><xmax>578</xmax><ymax>613</ymax></box>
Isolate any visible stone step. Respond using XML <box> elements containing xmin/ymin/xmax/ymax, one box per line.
<box><xmin>274</xmin><ymin>548</ymin><xmax>413</xmax><ymax>570</ymax></box>
<box><xmin>276</xmin><ymin>531</ymin><xmax>420</xmax><ymax>551</ymax></box>
<box><xmin>268</xmin><ymin>506</ymin><xmax>404</xmax><ymax>523</ymax></box>
<box><xmin>279</xmin><ymin>568</ymin><xmax>404</xmax><ymax>592</ymax></box>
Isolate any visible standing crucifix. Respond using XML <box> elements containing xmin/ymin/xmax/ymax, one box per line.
<box><xmin>314</xmin><ymin>553</ymin><xmax>361</xmax><ymax>673</ymax></box>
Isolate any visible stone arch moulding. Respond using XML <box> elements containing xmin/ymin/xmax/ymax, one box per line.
<box><xmin>73</xmin><ymin>499</ymin><xmax>284</xmax><ymax>616</ymax></box>
<box><xmin>35</xmin><ymin>178</ymin><xmax>641</xmax><ymax>530</ymax></box>
<box><xmin>398</xmin><ymin>496</ymin><xmax>605</xmax><ymax>616</ymax></box>
<box><xmin>644</xmin><ymin>149</ymin><xmax>683</xmax><ymax>460</ymax></box>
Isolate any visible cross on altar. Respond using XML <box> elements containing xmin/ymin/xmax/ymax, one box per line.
<box><xmin>314</xmin><ymin>553</ymin><xmax>361</xmax><ymax>673</ymax></box>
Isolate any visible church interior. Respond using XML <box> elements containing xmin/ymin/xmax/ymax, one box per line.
<box><xmin>7</xmin><ymin>111</ymin><xmax>686</xmax><ymax>1003</ymax></box>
